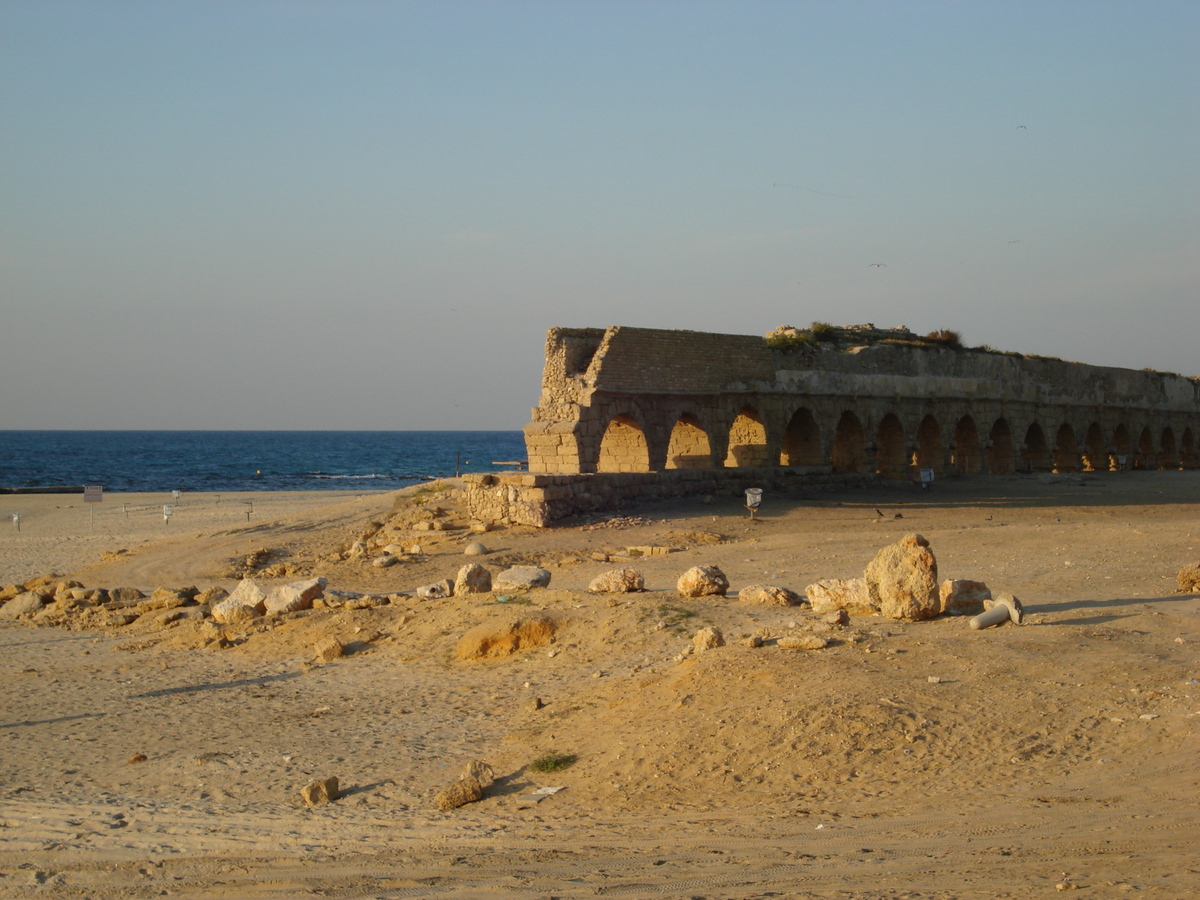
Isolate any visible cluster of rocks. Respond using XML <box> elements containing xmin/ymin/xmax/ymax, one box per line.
<box><xmin>805</xmin><ymin>533</ymin><xmax>995</xmax><ymax>622</ymax></box>
<box><xmin>0</xmin><ymin>577</ymin><xmax>230</xmax><ymax>629</ymax></box>
<box><xmin>414</xmin><ymin>562</ymin><xmax>553</xmax><ymax>601</ymax></box>
<box><xmin>298</xmin><ymin>758</ymin><xmax>496</xmax><ymax>813</ymax></box>
<box><xmin>0</xmin><ymin>573</ymin><xmax>398</xmax><ymax>637</ymax></box>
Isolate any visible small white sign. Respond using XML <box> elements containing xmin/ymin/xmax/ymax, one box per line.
<box><xmin>84</xmin><ymin>485</ymin><xmax>103</xmax><ymax>503</ymax></box>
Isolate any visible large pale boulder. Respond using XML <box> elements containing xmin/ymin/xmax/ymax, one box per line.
<box><xmin>738</xmin><ymin>584</ymin><xmax>804</xmax><ymax>606</ymax></box>
<box><xmin>0</xmin><ymin>591</ymin><xmax>45</xmax><ymax>620</ymax></box>
<box><xmin>939</xmin><ymin>579</ymin><xmax>990</xmax><ymax>616</ymax></box>
<box><xmin>454</xmin><ymin>563</ymin><xmax>492</xmax><ymax>596</ymax></box>
<box><xmin>264</xmin><ymin>578</ymin><xmax>327</xmax><ymax>615</ymax></box>
<box><xmin>494</xmin><ymin>567</ymin><xmax>551</xmax><ymax>591</ymax></box>
<box><xmin>461</xmin><ymin>760</ymin><xmax>494</xmax><ymax>787</ymax></box>
<box><xmin>677</xmin><ymin>566</ymin><xmax>728</xmax><ymax>598</ymax></box>
<box><xmin>805</xmin><ymin>578</ymin><xmax>876</xmax><ymax>615</ymax></box>
<box><xmin>211</xmin><ymin>577</ymin><xmax>267</xmax><ymax>624</ymax></box>
<box><xmin>865</xmin><ymin>533</ymin><xmax>939</xmax><ymax>621</ymax></box>
<box><xmin>455</xmin><ymin>615</ymin><xmax>558</xmax><ymax>660</ymax></box>
<box><xmin>588</xmin><ymin>568</ymin><xmax>644</xmax><ymax>593</ymax></box>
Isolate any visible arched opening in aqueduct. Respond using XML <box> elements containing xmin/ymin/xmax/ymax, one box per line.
<box><xmin>724</xmin><ymin>407</ymin><xmax>769</xmax><ymax>468</ymax></box>
<box><xmin>1160</xmin><ymin>427</ymin><xmax>1178</xmax><ymax>469</ymax></box>
<box><xmin>1183</xmin><ymin>429</ymin><xmax>1198</xmax><ymax>468</ymax></box>
<box><xmin>952</xmin><ymin>416</ymin><xmax>981</xmax><ymax>475</ymax></box>
<box><xmin>665</xmin><ymin>415</ymin><xmax>713</xmax><ymax>469</ymax></box>
<box><xmin>1053</xmin><ymin>423</ymin><xmax>1081</xmax><ymax>473</ymax></box>
<box><xmin>780</xmin><ymin>408</ymin><xmax>822</xmax><ymax>466</ymax></box>
<box><xmin>1083</xmin><ymin>422</ymin><xmax>1107</xmax><ymax>471</ymax></box>
<box><xmin>875</xmin><ymin>414</ymin><xmax>908</xmax><ymax>479</ymax></box>
<box><xmin>832</xmin><ymin>411</ymin><xmax>866</xmax><ymax>473</ymax></box>
<box><xmin>597</xmin><ymin>415</ymin><xmax>650</xmax><ymax>473</ymax></box>
<box><xmin>1136</xmin><ymin>427</ymin><xmax>1155</xmax><ymax>469</ymax></box>
<box><xmin>988</xmin><ymin>418</ymin><xmax>1014</xmax><ymax>473</ymax></box>
<box><xmin>915</xmin><ymin>415</ymin><xmax>942</xmax><ymax>473</ymax></box>
<box><xmin>1022</xmin><ymin>423</ymin><xmax>1051</xmax><ymax>472</ymax></box>
<box><xmin>1113</xmin><ymin>424</ymin><xmax>1132</xmax><ymax>468</ymax></box>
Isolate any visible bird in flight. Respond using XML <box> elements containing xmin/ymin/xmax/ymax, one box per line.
<box><xmin>868</xmin><ymin>263</ymin><xmax>887</xmax><ymax>268</ymax></box>
<box><xmin>1016</xmin><ymin>125</ymin><xmax>1027</xmax><ymax>130</ymax></box>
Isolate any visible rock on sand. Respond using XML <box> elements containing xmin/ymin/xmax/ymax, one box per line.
<box><xmin>864</xmin><ymin>533</ymin><xmax>939</xmax><ymax>621</ymax></box>
<box><xmin>677</xmin><ymin>566</ymin><xmax>728</xmax><ymax>598</ymax></box>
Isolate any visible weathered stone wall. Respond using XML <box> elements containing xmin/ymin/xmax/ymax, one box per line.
<box><xmin>464</xmin><ymin>468</ymin><xmax>874</xmax><ymax>528</ymax></box>
<box><xmin>524</xmin><ymin>325</ymin><xmax>1200</xmax><ymax>478</ymax></box>
<box><xmin>511</xmin><ymin>324</ymin><xmax>1200</xmax><ymax>524</ymax></box>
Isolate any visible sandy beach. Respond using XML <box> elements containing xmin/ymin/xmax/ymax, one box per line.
<box><xmin>1</xmin><ymin>473</ymin><xmax>1197</xmax><ymax>898</ymax></box>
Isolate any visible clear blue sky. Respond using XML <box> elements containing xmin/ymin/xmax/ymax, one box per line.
<box><xmin>2</xmin><ymin>0</ymin><xmax>1196</xmax><ymax>430</ymax></box>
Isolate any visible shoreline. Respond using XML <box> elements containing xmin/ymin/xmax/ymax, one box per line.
<box><xmin>0</xmin><ymin>489</ymin><xmax>399</xmax><ymax>587</ymax></box>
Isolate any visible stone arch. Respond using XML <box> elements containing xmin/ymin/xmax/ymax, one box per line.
<box><xmin>875</xmin><ymin>413</ymin><xmax>908</xmax><ymax>480</ymax></box>
<box><xmin>598</xmin><ymin>415</ymin><xmax>650</xmax><ymax>473</ymax></box>
<box><xmin>915</xmin><ymin>415</ymin><xmax>942</xmax><ymax>474</ymax></box>
<box><xmin>1022</xmin><ymin>422</ymin><xmax>1051</xmax><ymax>472</ymax></box>
<box><xmin>1053</xmin><ymin>423</ymin><xmax>1081</xmax><ymax>473</ymax></box>
<box><xmin>832</xmin><ymin>411</ymin><xmax>866</xmax><ymax>473</ymax></box>
<box><xmin>1082</xmin><ymin>422</ymin><xmax>1107</xmax><ymax>472</ymax></box>
<box><xmin>780</xmin><ymin>407</ymin><xmax>823</xmax><ymax>466</ymax></box>
<box><xmin>665</xmin><ymin>414</ymin><xmax>713</xmax><ymax>470</ymax></box>
<box><xmin>987</xmin><ymin>418</ymin><xmax>1014</xmax><ymax>473</ymax></box>
<box><xmin>1160</xmin><ymin>426</ymin><xmax>1178</xmax><ymax>469</ymax></box>
<box><xmin>952</xmin><ymin>415</ymin><xmax>982</xmax><ymax>475</ymax></box>
<box><xmin>724</xmin><ymin>406</ymin><xmax>769</xmax><ymax>468</ymax></box>
<box><xmin>1135</xmin><ymin>426</ymin><xmax>1155</xmax><ymax>469</ymax></box>
<box><xmin>1113</xmin><ymin>423</ymin><xmax>1132</xmax><ymax>469</ymax></box>
<box><xmin>1182</xmin><ymin>427</ymin><xmax>1198</xmax><ymax>469</ymax></box>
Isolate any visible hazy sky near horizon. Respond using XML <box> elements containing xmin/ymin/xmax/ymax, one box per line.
<box><xmin>2</xmin><ymin>1</ymin><xmax>1196</xmax><ymax>430</ymax></box>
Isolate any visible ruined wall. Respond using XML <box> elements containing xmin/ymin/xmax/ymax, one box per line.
<box><xmin>507</xmin><ymin>325</ymin><xmax>1200</xmax><ymax>524</ymax></box>
<box><xmin>464</xmin><ymin>467</ymin><xmax>873</xmax><ymax>528</ymax></box>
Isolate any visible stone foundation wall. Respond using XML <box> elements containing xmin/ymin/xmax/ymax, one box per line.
<box><xmin>464</xmin><ymin>467</ymin><xmax>877</xmax><ymax>528</ymax></box>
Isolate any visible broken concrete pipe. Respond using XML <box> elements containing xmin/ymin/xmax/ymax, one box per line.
<box><xmin>969</xmin><ymin>593</ymin><xmax>1023</xmax><ymax>630</ymax></box>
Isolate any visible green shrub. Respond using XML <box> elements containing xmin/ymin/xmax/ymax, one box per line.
<box><xmin>810</xmin><ymin>321</ymin><xmax>837</xmax><ymax>342</ymax></box>
<box><xmin>529</xmin><ymin>750</ymin><xmax>578</xmax><ymax>773</ymax></box>
<box><xmin>925</xmin><ymin>329</ymin><xmax>963</xmax><ymax>349</ymax></box>
<box><xmin>765</xmin><ymin>332</ymin><xmax>815</xmax><ymax>351</ymax></box>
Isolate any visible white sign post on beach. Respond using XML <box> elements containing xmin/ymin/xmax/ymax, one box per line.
<box><xmin>84</xmin><ymin>485</ymin><xmax>103</xmax><ymax>530</ymax></box>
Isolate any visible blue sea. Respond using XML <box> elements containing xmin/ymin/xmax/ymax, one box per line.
<box><xmin>0</xmin><ymin>431</ymin><xmax>527</xmax><ymax>493</ymax></box>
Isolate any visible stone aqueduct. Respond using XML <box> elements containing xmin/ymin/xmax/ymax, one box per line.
<box><xmin>464</xmin><ymin>325</ymin><xmax>1200</xmax><ymax>526</ymax></box>
<box><xmin>523</xmin><ymin>325</ymin><xmax>1200</xmax><ymax>478</ymax></box>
